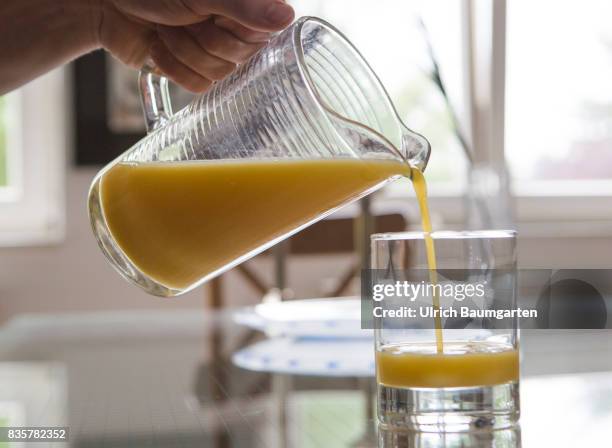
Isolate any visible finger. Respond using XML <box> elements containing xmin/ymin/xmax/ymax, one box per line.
<box><xmin>112</xmin><ymin>0</ymin><xmax>210</xmax><ymax>26</ymax></box>
<box><xmin>213</xmin><ymin>17</ymin><xmax>272</xmax><ymax>43</ymax></box>
<box><xmin>150</xmin><ymin>39</ymin><xmax>213</xmax><ymax>92</ymax></box>
<box><xmin>156</xmin><ymin>25</ymin><xmax>237</xmax><ymax>81</ymax></box>
<box><xmin>100</xmin><ymin>4</ymin><xmax>156</xmax><ymax>68</ymax></box>
<box><xmin>187</xmin><ymin>20</ymin><xmax>266</xmax><ymax>64</ymax></box>
<box><xmin>184</xmin><ymin>0</ymin><xmax>295</xmax><ymax>32</ymax></box>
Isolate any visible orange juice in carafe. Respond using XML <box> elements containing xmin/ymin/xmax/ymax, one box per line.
<box><xmin>98</xmin><ymin>158</ymin><xmax>410</xmax><ymax>292</ymax></box>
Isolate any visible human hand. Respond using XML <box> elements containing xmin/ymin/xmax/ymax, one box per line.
<box><xmin>94</xmin><ymin>0</ymin><xmax>295</xmax><ymax>92</ymax></box>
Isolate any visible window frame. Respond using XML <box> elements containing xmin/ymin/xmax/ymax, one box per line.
<box><xmin>0</xmin><ymin>68</ymin><xmax>68</xmax><ymax>246</ymax></box>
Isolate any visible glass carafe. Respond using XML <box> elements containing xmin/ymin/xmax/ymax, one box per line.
<box><xmin>88</xmin><ymin>17</ymin><xmax>431</xmax><ymax>297</ymax></box>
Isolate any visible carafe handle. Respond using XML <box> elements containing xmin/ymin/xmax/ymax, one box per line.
<box><xmin>138</xmin><ymin>60</ymin><xmax>173</xmax><ymax>133</ymax></box>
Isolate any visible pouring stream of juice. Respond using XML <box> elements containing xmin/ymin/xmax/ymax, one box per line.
<box><xmin>411</xmin><ymin>168</ymin><xmax>444</xmax><ymax>353</ymax></box>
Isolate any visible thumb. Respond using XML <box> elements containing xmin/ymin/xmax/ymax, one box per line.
<box><xmin>187</xmin><ymin>0</ymin><xmax>295</xmax><ymax>31</ymax></box>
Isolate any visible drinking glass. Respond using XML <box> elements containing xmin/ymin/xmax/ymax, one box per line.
<box><xmin>371</xmin><ymin>230</ymin><xmax>519</xmax><ymax>431</ymax></box>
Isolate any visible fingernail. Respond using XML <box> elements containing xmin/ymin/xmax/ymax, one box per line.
<box><xmin>265</xmin><ymin>2</ymin><xmax>294</xmax><ymax>26</ymax></box>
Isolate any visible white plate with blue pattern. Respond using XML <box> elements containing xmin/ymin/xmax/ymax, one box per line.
<box><xmin>232</xmin><ymin>337</ymin><xmax>375</xmax><ymax>377</ymax></box>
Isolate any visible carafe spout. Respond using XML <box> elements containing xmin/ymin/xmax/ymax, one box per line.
<box><xmin>401</xmin><ymin>124</ymin><xmax>431</xmax><ymax>172</ymax></box>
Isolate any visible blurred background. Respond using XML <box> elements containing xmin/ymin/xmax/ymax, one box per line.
<box><xmin>0</xmin><ymin>0</ymin><xmax>611</xmax><ymax>320</ymax></box>
<box><xmin>1</xmin><ymin>2</ymin><xmax>612</xmax><ymax>446</ymax></box>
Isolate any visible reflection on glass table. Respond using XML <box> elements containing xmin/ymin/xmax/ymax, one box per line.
<box><xmin>0</xmin><ymin>310</ymin><xmax>611</xmax><ymax>447</ymax></box>
<box><xmin>378</xmin><ymin>425</ymin><xmax>521</xmax><ymax>448</ymax></box>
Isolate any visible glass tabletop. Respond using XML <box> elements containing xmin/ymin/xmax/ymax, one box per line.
<box><xmin>0</xmin><ymin>309</ymin><xmax>611</xmax><ymax>447</ymax></box>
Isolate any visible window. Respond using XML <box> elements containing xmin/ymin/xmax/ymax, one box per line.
<box><xmin>502</xmin><ymin>0</ymin><xmax>612</xmax><ymax>237</ymax></box>
<box><xmin>0</xmin><ymin>93</ymin><xmax>19</xmax><ymax>198</ymax></box>
<box><xmin>0</xmin><ymin>68</ymin><xmax>67</xmax><ymax>246</ymax></box>
<box><xmin>0</xmin><ymin>96</ymin><xmax>8</xmax><ymax>188</ymax></box>
<box><xmin>0</xmin><ymin>91</ymin><xmax>22</xmax><ymax>205</ymax></box>
<box><xmin>506</xmin><ymin>0</ymin><xmax>612</xmax><ymax>196</ymax></box>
